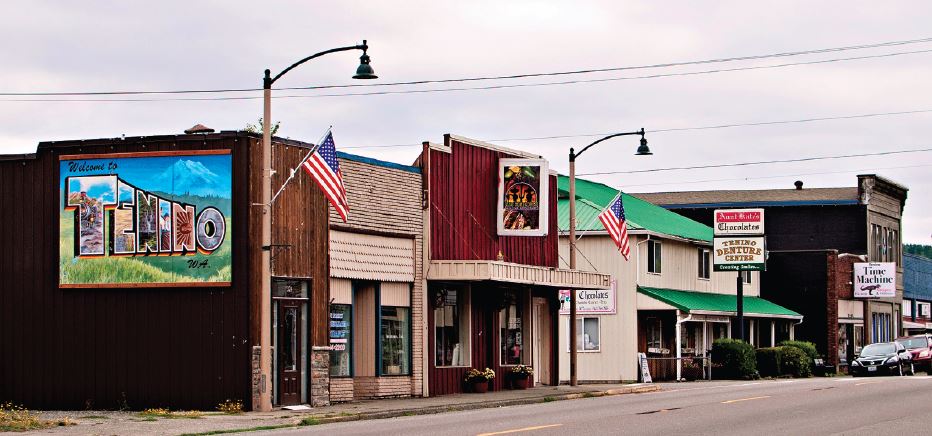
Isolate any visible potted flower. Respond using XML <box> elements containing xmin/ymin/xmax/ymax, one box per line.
<box><xmin>464</xmin><ymin>368</ymin><xmax>495</xmax><ymax>393</ymax></box>
<box><xmin>509</xmin><ymin>365</ymin><xmax>534</xmax><ymax>389</ymax></box>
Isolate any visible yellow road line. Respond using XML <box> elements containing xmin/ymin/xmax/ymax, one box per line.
<box><xmin>721</xmin><ymin>395</ymin><xmax>771</xmax><ymax>404</ymax></box>
<box><xmin>477</xmin><ymin>424</ymin><xmax>564</xmax><ymax>436</ymax></box>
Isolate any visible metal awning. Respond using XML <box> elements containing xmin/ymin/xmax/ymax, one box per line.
<box><xmin>427</xmin><ymin>260</ymin><xmax>611</xmax><ymax>289</ymax></box>
<box><xmin>638</xmin><ymin>286</ymin><xmax>803</xmax><ymax>320</ymax></box>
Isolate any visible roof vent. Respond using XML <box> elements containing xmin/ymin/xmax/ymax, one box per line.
<box><xmin>794</xmin><ymin>180</ymin><xmax>804</xmax><ymax>190</ymax></box>
<box><xmin>184</xmin><ymin>124</ymin><xmax>215</xmax><ymax>134</ymax></box>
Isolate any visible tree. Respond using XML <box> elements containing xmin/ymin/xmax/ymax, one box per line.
<box><xmin>905</xmin><ymin>244</ymin><xmax>932</xmax><ymax>259</ymax></box>
<box><xmin>244</xmin><ymin>118</ymin><xmax>280</xmax><ymax>136</ymax></box>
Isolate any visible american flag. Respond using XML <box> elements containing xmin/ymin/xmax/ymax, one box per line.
<box><xmin>598</xmin><ymin>193</ymin><xmax>630</xmax><ymax>260</ymax></box>
<box><xmin>302</xmin><ymin>132</ymin><xmax>349</xmax><ymax>222</ymax></box>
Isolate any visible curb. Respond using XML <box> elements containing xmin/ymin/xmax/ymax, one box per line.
<box><xmin>299</xmin><ymin>384</ymin><xmax>661</xmax><ymax>425</ymax></box>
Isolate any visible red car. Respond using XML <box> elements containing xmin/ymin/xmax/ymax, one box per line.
<box><xmin>896</xmin><ymin>334</ymin><xmax>932</xmax><ymax>372</ymax></box>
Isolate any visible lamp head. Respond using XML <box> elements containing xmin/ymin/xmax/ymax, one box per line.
<box><xmin>353</xmin><ymin>50</ymin><xmax>378</xmax><ymax>79</ymax></box>
<box><xmin>635</xmin><ymin>135</ymin><xmax>652</xmax><ymax>155</ymax></box>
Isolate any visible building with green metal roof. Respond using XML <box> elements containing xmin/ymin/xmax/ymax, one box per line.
<box><xmin>556</xmin><ymin>175</ymin><xmax>802</xmax><ymax>383</ymax></box>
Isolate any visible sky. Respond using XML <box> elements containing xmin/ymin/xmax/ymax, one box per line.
<box><xmin>2</xmin><ymin>1</ymin><xmax>930</xmax><ymax>243</ymax></box>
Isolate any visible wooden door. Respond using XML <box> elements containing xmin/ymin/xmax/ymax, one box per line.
<box><xmin>277</xmin><ymin>300</ymin><xmax>302</xmax><ymax>405</ymax></box>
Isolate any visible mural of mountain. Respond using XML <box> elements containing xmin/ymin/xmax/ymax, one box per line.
<box><xmin>159</xmin><ymin>159</ymin><xmax>229</xmax><ymax>197</ymax></box>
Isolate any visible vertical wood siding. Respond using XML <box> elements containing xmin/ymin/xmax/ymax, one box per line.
<box><xmin>0</xmin><ymin>134</ymin><xmax>255</xmax><ymax>410</ymax></box>
<box><xmin>428</xmin><ymin>140</ymin><xmax>558</xmax><ymax>267</ymax></box>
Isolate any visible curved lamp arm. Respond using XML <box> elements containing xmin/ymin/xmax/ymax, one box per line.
<box><xmin>265</xmin><ymin>41</ymin><xmax>369</xmax><ymax>88</ymax></box>
<box><xmin>571</xmin><ymin>128</ymin><xmax>645</xmax><ymax>161</ymax></box>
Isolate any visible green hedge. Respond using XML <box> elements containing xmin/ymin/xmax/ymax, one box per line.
<box><xmin>755</xmin><ymin>347</ymin><xmax>783</xmax><ymax>377</ymax></box>
<box><xmin>712</xmin><ymin>338</ymin><xmax>757</xmax><ymax>379</ymax></box>
<box><xmin>778</xmin><ymin>346</ymin><xmax>812</xmax><ymax>378</ymax></box>
<box><xmin>779</xmin><ymin>340</ymin><xmax>820</xmax><ymax>361</ymax></box>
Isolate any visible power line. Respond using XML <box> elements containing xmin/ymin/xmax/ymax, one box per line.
<box><xmin>578</xmin><ymin>148</ymin><xmax>932</xmax><ymax>176</ymax></box>
<box><xmin>340</xmin><ymin>108</ymin><xmax>932</xmax><ymax>149</ymax></box>
<box><xmin>618</xmin><ymin>163</ymin><xmax>932</xmax><ymax>189</ymax></box>
<box><xmin>3</xmin><ymin>36</ymin><xmax>932</xmax><ymax>97</ymax></box>
<box><xmin>5</xmin><ymin>46</ymin><xmax>932</xmax><ymax>102</ymax></box>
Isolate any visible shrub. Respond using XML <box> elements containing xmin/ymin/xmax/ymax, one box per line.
<box><xmin>778</xmin><ymin>346</ymin><xmax>812</xmax><ymax>378</ymax></box>
<box><xmin>779</xmin><ymin>340</ymin><xmax>819</xmax><ymax>362</ymax></box>
<box><xmin>711</xmin><ymin>338</ymin><xmax>757</xmax><ymax>379</ymax></box>
<box><xmin>755</xmin><ymin>347</ymin><xmax>783</xmax><ymax>377</ymax></box>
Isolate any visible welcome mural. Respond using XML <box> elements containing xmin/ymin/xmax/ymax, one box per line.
<box><xmin>59</xmin><ymin>150</ymin><xmax>232</xmax><ymax>287</ymax></box>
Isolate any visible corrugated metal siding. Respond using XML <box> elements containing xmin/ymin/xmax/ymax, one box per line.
<box><xmin>0</xmin><ymin>134</ymin><xmax>252</xmax><ymax>410</ymax></box>
<box><xmin>330</xmin><ymin>231</ymin><xmax>415</xmax><ymax>282</ymax></box>
<box><xmin>381</xmin><ymin>282</ymin><xmax>411</xmax><ymax>307</ymax></box>
<box><xmin>354</xmin><ymin>283</ymin><xmax>377</xmax><ymax>377</ymax></box>
<box><xmin>429</xmin><ymin>139</ymin><xmax>558</xmax><ymax>267</ymax></box>
<box><xmin>331</xmin><ymin>278</ymin><xmax>352</xmax><ymax>304</ymax></box>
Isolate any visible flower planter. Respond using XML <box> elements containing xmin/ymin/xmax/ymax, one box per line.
<box><xmin>469</xmin><ymin>381</ymin><xmax>489</xmax><ymax>393</ymax></box>
<box><xmin>512</xmin><ymin>375</ymin><xmax>529</xmax><ymax>390</ymax></box>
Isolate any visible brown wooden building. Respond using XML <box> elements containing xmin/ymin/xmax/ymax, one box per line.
<box><xmin>0</xmin><ymin>130</ymin><xmax>330</xmax><ymax>410</ymax></box>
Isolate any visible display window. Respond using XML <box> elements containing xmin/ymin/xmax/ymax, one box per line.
<box><xmin>380</xmin><ymin>306</ymin><xmax>411</xmax><ymax>375</ymax></box>
<box><xmin>329</xmin><ymin>304</ymin><xmax>352</xmax><ymax>377</ymax></box>
<box><xmin>499</xmin><ymin>291</ymin><xmax>526</xmax><ymax>365</ymax></box>
<box><xmin>434</xmin><ymin>287</ymin><xmax>471</xmax><ymax>367</ymax></box>
<box><xmin>568</xmin><ymin>317</ymin><xmax>600</xmax><ymax>352</ymax></box>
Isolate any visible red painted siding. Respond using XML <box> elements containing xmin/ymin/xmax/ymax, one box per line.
<box><xmin>428</xmin><ymin>138</ymin><xmax>558</xmax><ymax>267</ymax></box>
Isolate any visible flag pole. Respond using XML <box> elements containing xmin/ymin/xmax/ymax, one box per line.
<box><xmin>574</xmin><ymin>192</ymin><xmax>621</xmax><ymax>242</ymax></box>
<box><xmin>270</xmin><ymin>126</ymin><xmax>332</xmax><ymax>205</ymax></box>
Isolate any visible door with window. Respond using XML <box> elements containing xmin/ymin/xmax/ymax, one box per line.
<box><xmin>277</xmin><ymin>299</ymin><xmax>302</xmax><ymax>405</ymax></box>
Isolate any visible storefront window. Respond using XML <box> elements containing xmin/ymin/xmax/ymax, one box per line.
<box><xmin>380</xmin><ymin>306</ymin><xmax>410</xmax><ymax>375</ymax></box>
<box><xmin>500</xmin><ymin>291</ymin><xmax>525</xmax><ymax>365</ymax></box>
<box><xmin>571</xmin><ymin>317</ymin><xmax>600</xmax><ymax>351</ymax></box>
<box><xmin>646</xmin><ymin>317</ymin><xmax>663</xmax><ymax>352</ymax></box>
<box><xmin>434</xmin><ymin>288</ymin><xmax>470</xmax><ymax>367</ymax></box>
<box><xmin>329</xmin><ymin>304</ymin><xmax>352</xmax><ymax>377</ymax></box>
<box><xmin>854</xmin><ymin>325</ymin><xmax>864</xmax><ymax>354</ymax></box>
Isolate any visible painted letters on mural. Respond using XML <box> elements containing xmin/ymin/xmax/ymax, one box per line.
<box><xmin>59</xmin><ymin>151</ymin><xmax>232</xmax><ymax>286</ymax></box>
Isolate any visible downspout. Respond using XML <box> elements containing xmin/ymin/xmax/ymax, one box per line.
<box><xmin>635</xmin><ymin>236</ymin><xmax>651</xmax><ymax>285</ymax></box>
<box><xmin>791</xmin><ymin>318</ymin><xmax>803</xmax><ymax>341</ymax></box>
<box><xmin>675</xmin><ymin>311</ymin><xmax>693</xmax><ymax>381</ymax></box>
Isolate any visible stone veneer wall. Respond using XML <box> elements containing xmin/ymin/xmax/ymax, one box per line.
<box><xmin>310</xmin><ymin>346</ymin><xmax>331</xmax><ymax>407</ymax></box>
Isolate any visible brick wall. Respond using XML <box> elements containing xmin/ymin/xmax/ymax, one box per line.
<box><xmin>353</xmin><ymin>376</ymin><xmax>414</xmax><ymax>399</ymax></box>
<box><xmin>329</xmin><ymin>378</ymin><xmax>354</xmax><ymax>403</ymax></box>
<box><xmin>825</xmin><ymin>252</ymin><xmax>839</xmax><ymax>366</ymax></box>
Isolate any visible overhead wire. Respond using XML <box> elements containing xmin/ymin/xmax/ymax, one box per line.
<box><xmin>3</xmin><ymin>36</ymin><xmax>932</xmax><ymax>97</ymax></box>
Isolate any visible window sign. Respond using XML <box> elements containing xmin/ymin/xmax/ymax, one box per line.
<box><xmin>853</xmin><ymin>262</ymin><xmax>896</xmax><ymax>298</ymax></box>
<box><xmin>329</xmin><ymin>304</ymin><xmax>352</xmax><ymax>377</ymax></box>
<box><xmin>497</xmin><ymin>158</ymin><xmax>549</xmax><ymax>236</ymax></box>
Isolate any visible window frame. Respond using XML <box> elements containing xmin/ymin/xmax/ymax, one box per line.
<box><xmin>646</xmin><ymin>316</ymin><xmax>663</xmax><ymax>351</ymax></box>
<box><xmin>742</xmin><ymin>270</ymin><xmax>752</xmax><ymax>284</ymax></box>
<box><xmin>566</xmin><ymin>316</ymin><xmax>602</xmax><ymax>353</ymax></box>
<box><xmin>328</xmin><ymin>303</ymin><xmax>353</xmax><ymax>378</ymax></box>
<box><xmin>647</xmin><ymin>239</ymin><xmax>662</xmax><ymax>275</ymax></box>
<box><xmin>498</xmin><ymin>290</ymin><xmax>528</xmax><ymax>367</ymax></box>
<box><xmin>433</xmin><ymin>286</ymin><xmax>472</xmax><ymax>368</ymax></box>
<box><xmin>697</xmin><ymin>247</ymin><xmax>711</xmax><ymax>280</ymax></box>
<box><xmin>376</xmin><ymin>282</ymin><xmax>413</xmax><ymax>377</ymax></box>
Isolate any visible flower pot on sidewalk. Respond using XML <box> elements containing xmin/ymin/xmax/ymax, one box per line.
<box><xmin>508</xmin><ymin>365</ymin><xmax>534</xmax><ymax>389</ymax></box>
<box><xmin>470</xmin><ymin>381</ymin><xmax>489</xmax><ymax>393</ymax></box>
<box><xmin>512</xmin><ymin>375</ymin><xmax>529</xmax><ymax>389</ymax></box>
<box><xmin>464</xmin><ymin>368</ymin><xmax>495</xmax><ymax>393</ymax></box>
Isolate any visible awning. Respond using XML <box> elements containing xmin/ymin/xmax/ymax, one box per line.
<box><xmin>427</xmin><ymin>260</ymin><xmax>611</xmax><ymax>290</ymax></box>
<box><xmin>903</xmin><ymin>320</ymin><xmax>929</xmax><ymax>330</ymax></box>
<box><xmin>638</xmin><ymin>286</ymin><xmax>802</xmax><ymax>319</ymax></box>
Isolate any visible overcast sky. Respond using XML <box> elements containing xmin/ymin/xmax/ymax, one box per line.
<box><xmin>1</xmin><ymin>1</ymin><xmax>929</xmax><ymax>243</ymax></box>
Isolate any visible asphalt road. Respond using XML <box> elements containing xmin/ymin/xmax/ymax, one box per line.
<box><xmin>263</xmin><ymin>375</ymin><xmax>932</xmax><ymax>436</ymax></box>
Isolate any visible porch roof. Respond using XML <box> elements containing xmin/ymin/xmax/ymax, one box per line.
<box><xmin>427</xmin><ymin>260</ymin><xmax>612</xmax><ymax>289</ymax></box>
<box><xmin>638</xmin><ymin>286</ymin><xmax>802</xmax><ymax>319</ymax></box>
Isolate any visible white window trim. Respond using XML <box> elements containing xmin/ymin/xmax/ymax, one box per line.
<box><xmin>647</xmin><ymin>240</ymin><xmax>662</xmax><ymax>275</ymax></box>
<box><xmin>566</xmin><ymin>317</ymin><xmax>602</xmax><ymax>353</ymax></box>
<box><xmin>698</xmin><ymin>248</ymin><xmax>711</xmax><ymax>280</ymax></box>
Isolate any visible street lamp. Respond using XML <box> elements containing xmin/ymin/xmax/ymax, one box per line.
<box><xmin>257</xmin><ymin>41</ymin><xmax>376</xmax><ymax>412</ymax></box>
<box><xmin>568</xmin><ymin>128</ymin><xmax>649</xmax><ymax>387</ymax></box>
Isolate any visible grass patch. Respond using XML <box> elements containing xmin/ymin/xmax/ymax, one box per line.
<box><xmin>581</xmin><ymin>392</ymin><xmax>596</xmax><ymax>398</ymax></box>
<box><xmin>0</xmin><ymin>403</ymin><xmax>55</xmax><ymax>432</ymax></box>
<box><xmin>300</xmin><ymin>417</ymin><xmax>321</xmax><ymax>426</ymax></box>
<box><xmin>180</xmin><ymin>424</ymin><xmax>296</xmax><ymax>436</ymax></box>
<box><xmin>543</xmin><ymin>396</ymin><xmax>556</xmax><ymax>403</ymax></box>
<box><xmin>216</xmin><ymin>399</ymin><xmax>244</xmax><ymax>415</ymax></box>
<box><xmin>138</xmin><ymin>408</ymin><xmax>203</xmax><ymax>419</ymax></box>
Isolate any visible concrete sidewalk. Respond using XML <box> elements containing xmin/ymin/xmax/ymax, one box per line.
<box><xmin>30</xmin><ymin>383</ymin><xmax>659</xmax><ymax>435</ymax></box>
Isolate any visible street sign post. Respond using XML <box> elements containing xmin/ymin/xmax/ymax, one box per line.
<box><xmin>712</xmin><ymin>208</ymin><xmax>766</xmax><ymax>342</ymax></box>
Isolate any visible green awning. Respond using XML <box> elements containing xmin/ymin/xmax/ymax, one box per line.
<box><xmin>638</xmin><ymin>286</ymin><xmax>802</xmax><ymax>319</ymax></box>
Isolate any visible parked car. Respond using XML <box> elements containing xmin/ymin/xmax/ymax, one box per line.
<box><xmin>896</xmin><ymin>334</ymin><xmax>932</xmax><ymax>373</ymax></box>
<box><xmin>849</xmin><ymin>341</ymin><xmax>915</xmax><ymax>376</ymax></box>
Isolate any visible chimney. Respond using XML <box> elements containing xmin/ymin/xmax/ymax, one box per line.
<box><xmin>184</xmin><ymin>124</ymin><xmax>215</xmax><ymax>134</ymax></box>
<box><xmin>794</xmin><ymin>180</ymin><xmax>804</xmax><ymax>190</ymax></box>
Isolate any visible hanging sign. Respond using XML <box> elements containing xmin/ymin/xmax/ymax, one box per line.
<box><xmin>853</xmin><ymin>262</ymin><xmax>896</xmax><ymax>298</ymax></box>
<box><xmin>497</xmin><ymin>158</ymin><xmax>549</xmax><ymax>236</ymax></box>
<box><xmin>713</xmin><ymin>237</ymin><xmax>766</xmax><ymax>271</ymax></box>
<box><xmin>714</xmin><ymin>208</ymin><xmax>764</xmax><ymax>235</ymax></box>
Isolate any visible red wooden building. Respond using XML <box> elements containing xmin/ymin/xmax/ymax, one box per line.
<box><xmin>418</xmin><ymin>135</ymin><xmax>610</xmax><ymax>394</ymax></box>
